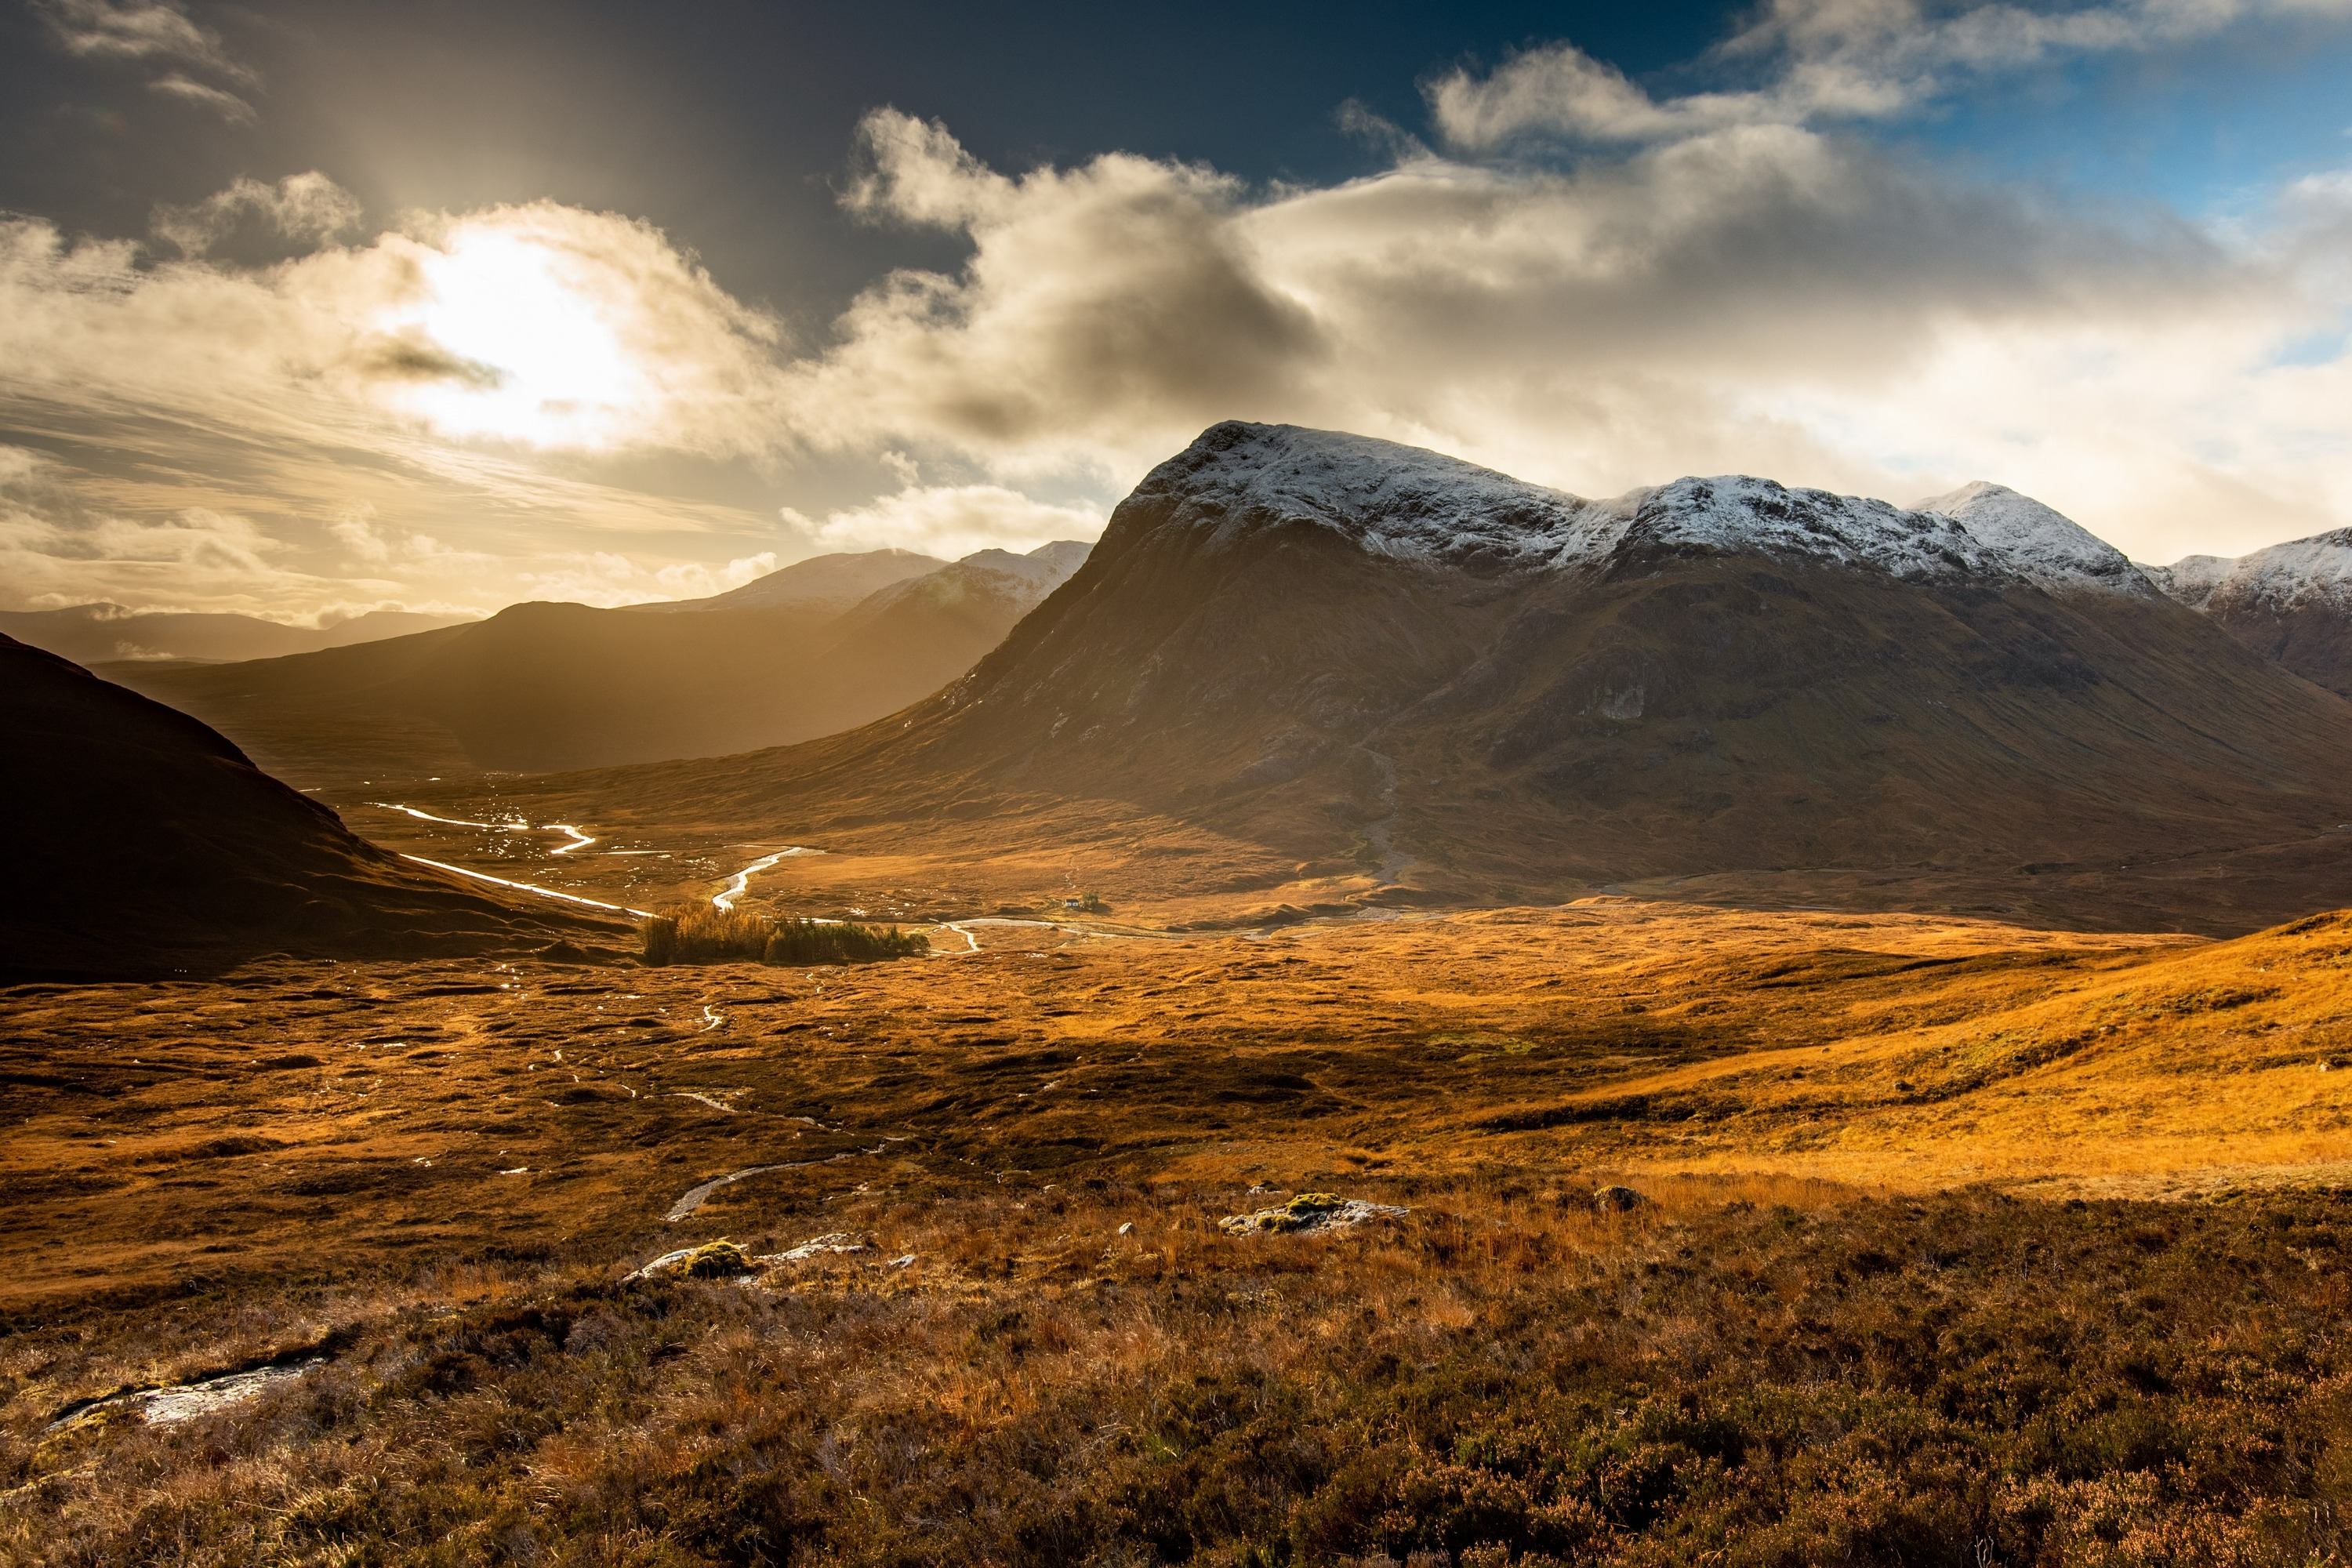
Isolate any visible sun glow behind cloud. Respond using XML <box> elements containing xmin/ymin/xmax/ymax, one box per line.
<box><xmin>378</xmin><ymin>226</ymin><xmax>659</xmax><ymax>450</ymax></box>
<box><xmin>352</xmin><ymin>203</ymin><xmax>791</xmax><ymax>458</ymax></box>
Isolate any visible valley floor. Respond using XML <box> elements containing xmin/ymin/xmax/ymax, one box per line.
<box><xmin>7</xmin><ymin>902</ymin><xmax>2352</xmax><ymax>1564</ymax></box>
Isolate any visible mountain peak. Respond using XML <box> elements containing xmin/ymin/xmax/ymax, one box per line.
<box><xmin>1911</xmin><ymin>481</ymin><xmax>2151</xmax><ymax>597</ymax></box>
<box><xmin>1141</xmin><ymin>423</ymin><xmax>2144</xmax><ymax>595</ymax></box>
<box><xmin>2154</xmin><ymin>526</ymin><xmax>2352</xmax><ymax>614</ymax></box>
<box><xmin>1134</xmin><ymin>421</ymin><xmax>1617</xmax><ymax>574</ymax></box>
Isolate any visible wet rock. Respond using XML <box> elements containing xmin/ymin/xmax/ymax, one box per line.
<box><xmin>49</xmin><ymin>1357</ymin><xmax>321</xmax><ymax>1431</ymax></box>
<box><xmin>757</xmin><ymin>1232</ymin><xmax>867</xmax><ymax>1264</ymax></box>
<box><xmin>1218</xmin><ymin>1191</ymin><xmax>1407</xmax><ymax>1236</ymax></box>
<box><xmin>626</xmin><ymin>1239</ymin><xmax>753</xmax><ymax>1282</ymax></box>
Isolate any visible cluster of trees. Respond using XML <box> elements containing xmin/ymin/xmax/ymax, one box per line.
<box><xmin>639</xmin><ymin>904</ymin><xmax>927</xmax><ymax>966</ymax></box>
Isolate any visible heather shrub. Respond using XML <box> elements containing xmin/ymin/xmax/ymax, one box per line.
<box><xmin>15</xmin><ymin>1187</ymin><xmax>2352</xmax><ymax>1566</ymax></box>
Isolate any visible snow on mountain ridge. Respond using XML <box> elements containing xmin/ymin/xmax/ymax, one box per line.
<box><xmin>1629</xmin><ymin>476</ymin><xmax>2002</xmax><ymax>583</ymax></box>
<box><xmin>1910</xmin><ymin>481</ymin><xmax>2154</xmax><ymax>597</ymax></box>
<box><xmin>1142</xmin><ymin>423</ymin><xmax>2139</xmax><ymax>593</ymax></box>
<box><xmin>855</xmin><ymin>539</ymin><xmax>1093</xmax><ymax>619</ymax></box>
<box><xmin>1137</xmin><ymin>421</ymin><xmax>1630</xmax><ymax>573</ymax></box>
<box><xmin>2150</xmin><ymin>528</ymin><xmax>2352</xmax><ymax>615</ymax></box>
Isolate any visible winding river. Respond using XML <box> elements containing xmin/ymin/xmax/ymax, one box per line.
<box><xmin>371</xmin><ymin>802</ymin><xmax>829</xmax><ymax>922</ymax></box>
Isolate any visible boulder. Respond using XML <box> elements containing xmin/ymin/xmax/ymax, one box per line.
<box><xmin>1592</xmin><ymin>1185</ymin><xmax>1649</xmax><ymax>1214</ymax></box>
<box><xmin>1219</xmin><ymin>1192</ymin><xmax>1408</xmax><ymax>1236</ymax></box>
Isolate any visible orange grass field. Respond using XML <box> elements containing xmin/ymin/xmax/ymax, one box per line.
<box><xmin>5</xmin><ymin>898</ymin><xmax>2349</xmax><ymax>1314</ymax></box>
<box><xmin>10</xmin><ymin>898</ymin><xmax>2352</xmax><ymax>1565</ymax></box>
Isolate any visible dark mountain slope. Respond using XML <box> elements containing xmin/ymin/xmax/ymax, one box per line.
<box><xmin>107</xmin><ymin>543</ymin><xmax>1091</xmax><ymax>784</ymax></box>
<box><xmin>0</xmin><ymin>604</ymin><xmax>474</xmax><ymax>666</ymax></box>
<box><xmin>0</xmin><ymin>636</ymin><xmax>611</xmax><ymax>978</ymax></box>
<box><xmin>492</xmin><ymin>423</ymin><xmax>2352</xmax><ymax>933</ymax></box>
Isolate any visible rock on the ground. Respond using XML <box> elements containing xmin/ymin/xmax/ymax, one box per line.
<box><xmin>757</xmin><ymin>1233</ymin><xmax>868</xmax><ymax>1264</ymax></box>
<box><xmin>1219</xmin><ymin>1192</ymin><xmax>1409</xmax><ymax>1236</ymax></box>
<box><xmin>626</xmin><ymin>1240</ymin><xmax>753</xmax><ymax>1281</ymax></box>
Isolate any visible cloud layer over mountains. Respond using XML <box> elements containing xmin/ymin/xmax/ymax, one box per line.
<box><xmin>4</xmin><ymin>0</ymin><xmax>2351</xmax><ymax>619</ymax></box>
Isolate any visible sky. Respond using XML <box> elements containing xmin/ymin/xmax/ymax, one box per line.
<box><xmin>4</xmin><ymin>0</ymin><xmax>2352</xmax><ymax>622</ymax></box>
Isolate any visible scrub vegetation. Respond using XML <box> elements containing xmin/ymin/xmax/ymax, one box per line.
<box><xmin>9</xmin><ymin>1179</ymin><xmax>2352</xmax><ymax>1566</ymax></box>
<box><xmin>9</xmin><ymin>903</ymin><xmax>2352</xmax><ymax>1563</ymax></box>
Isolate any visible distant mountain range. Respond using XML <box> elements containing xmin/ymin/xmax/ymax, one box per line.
<box><xmin>495</xmin><ymin>422</ymin><xmax>2352</xmax><ymax>934</ymax></box>
<box><xmin>623</xmin><ymin>546</ymin><xmax>947</xmax><ymax>615</ymax></box>
<box><xmin>105</xmin><ymin>542</ymin><xmax>1092</xmax><ymax>784</ymax></box>
<box><xmin>0</xmin><ymin>633</ymin><xmax>609</xmax><ymax>978</ymax></box>
<box><xmin>2147</xmin><ymin>529</ymin><xmax>2352</xmax><ymax>699</ymax></box>
<box><xmin>0</xmin><ymin>604</ymin><xmax>477</xmax><ymax>666</ymax></box>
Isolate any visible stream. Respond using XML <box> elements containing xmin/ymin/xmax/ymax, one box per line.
<box><xmin>370</xmin><ymin>802</ymin><xmax>818</xmax><ymax>921</ymax></box>
<box><xmin>712</xmin><ymin>846</ymin><xmax>822</xmax><ymax>910</ymax></box>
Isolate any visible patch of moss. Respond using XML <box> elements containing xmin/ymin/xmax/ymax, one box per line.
<box><xmin>678</xmin><ymin>1240</ymin><xmax>753</xmax><ymax>1279</ymax></box>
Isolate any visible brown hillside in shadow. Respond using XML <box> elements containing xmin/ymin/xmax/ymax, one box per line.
<box><xmin>106</xmin><ymin>545</ymin><xmax>1083</xmax><ymax>786</ymax></box>
<box><xmin>0</xmin><ymin>636</ymin><xmax>621</xmax><ymax>978</ymax></box>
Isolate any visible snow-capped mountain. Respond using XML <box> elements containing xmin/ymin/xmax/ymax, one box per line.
<box><xmin>1909</xmin><ymin>480</ymin><xmax>2155</xmax><ymax>598</ymax></box>
<box><xmin>1148</xmin><ymin>422</ymin><xmax>2147</xmax><ymax>594</ymax></box>
<box><xmin>621</xmin><ymin>421</ymin><xmax>2352</xmax><ymax>933</ymax></box>
<box><xmin>2146</xmin><ymin>528</ymin><xmax>2352</xmax><ymax>698</ymax></box>
<box><xmin>840</xmin><ymin>539</ymin><xmax>1092</xmax><ymax>624</ymax></box>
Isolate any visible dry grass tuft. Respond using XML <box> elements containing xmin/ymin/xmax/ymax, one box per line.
<box><xmin>9</xmin><ymin>1178</ymin><xmax>2352</xmax><ymax>1566</ymax></box>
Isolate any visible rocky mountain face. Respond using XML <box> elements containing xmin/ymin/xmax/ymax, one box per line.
<box><xmin>107</xmin><ymin>543</ymin><xmax>1093</xmax><ymax>782</ymax></box>
<box><xmin>633</xmin><ymin>422</ymin><xmax>2352</xmax><ymax>930</ymax></box>
<box><xmin>2147</xmin><ymin>529</ymin><xmax>2352</xmax><ymax>699</ymax></box>
<box><xmin>0</xmin><ymin>636</ymin><xmax>606</xmax><ymax>978</ymax></box>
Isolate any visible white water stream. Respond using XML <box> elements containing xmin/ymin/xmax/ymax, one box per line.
<box><xmin>711</xmin><ymin>846</ymin><xmax>823</xmax><ymax>910</ymax></box>
<box><xmin>372</xmin><ymin>802</ymin><xmax>838</xmax><ymax>920</ymax></box>
<box><xmin>373</xmin><ymin>802</ymin><xmax>594</xmax><ymax>854</ymax></box>
<box><xmin>400</xmin><ymin>855</ymin><xmax>653</xmax><ymax>917</ymax></box>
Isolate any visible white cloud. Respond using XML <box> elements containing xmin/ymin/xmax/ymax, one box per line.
<box><xmin>36</xmin><ymin>1</ymin><xmax>260</xmax><ymax>124</ymax></box>
<box><xmin>789</xmin><ymin>111</ymin><xmax>1320</xmax><ymax>476</ymax></box>
<box><xmin>146</xmin><ymin>72</ymin><xmax>254</xmax><ymax>124</ymax></box>
<box><xmin>1</xmin><ymin>192</ymin><xmax>794</xmax><ymax>463</ymax></box>
<box><xmin>326</xmin><ymin>506</ymin><xmax>390</xmax><ymax>564</ymax></box>
<box><xmin>34</xmin><ymin>0</ymin><xmax>252</xmax><ymax>78</ymax></box>
<box><xmin>1428</xmin><ymin>0</ymin><xmax>2352</xmax><ymax>152</ymax></box>
<box><xmin>768</xmin><ymin>103</ymin><xmax>2352</xmax><ymax>562</ymax></box>
<box><xmin>512</xmin><ymin>549</ymin><xmax>786</xmax><ymax>608</ymax></box>
<box><xmin>154</xmin><ymin>172</ymin><xmax>359</xmax><ymax>256</ymax></box>
<box><xmin>782</xmin><ymin>483</ymin><xmax>1105</xmax><ymax>560</ymax></box>
<box><xmin>654</xmin><ymin>553</ymin><xmax>779</xmax><ymax>597</ymax></box>
<box><xmin>0</xmin><ymin>447</ymin><xmax>350</xmax><ymax>609</ymax></box>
